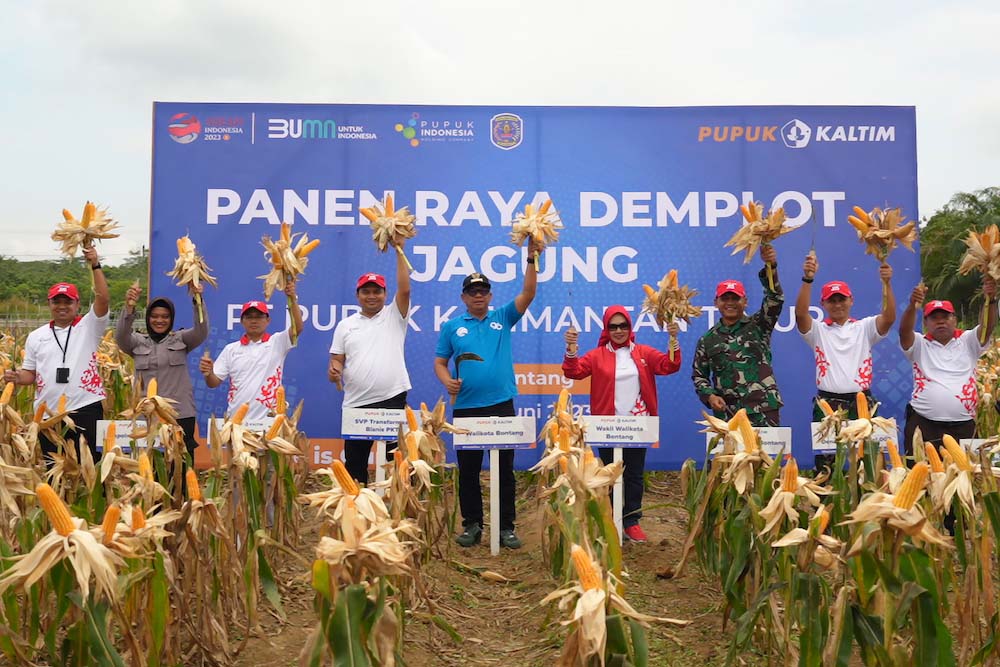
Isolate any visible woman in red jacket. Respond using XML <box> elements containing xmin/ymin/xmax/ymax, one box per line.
<box><xmin>562</xmin><ymin>305</ymin><xmax>681</xmax><ymax>543</ymax></box>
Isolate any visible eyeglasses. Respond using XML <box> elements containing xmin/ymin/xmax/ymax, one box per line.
<box><xmin>465</xmin><ymin>288</ymin><xmax>491</xmax><ymax>297</ymax></box>
<box><xmin>607</xmin><ymin>322</ymin><xmax>630</xmax><ymax>331</ymax></box>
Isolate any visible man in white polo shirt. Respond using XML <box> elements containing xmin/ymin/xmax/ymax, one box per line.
<box><xmin>328</xmin><ymin>249</ymin><xmax>411</xmax><ymax>485</ymax></box>
<box><xmin>899</xmin><ymin>280</ymin><xmax>997</xmax><ymax>455</ymax></box>
<box><xmin>4</xmin><ymin>246</ymin><xmax>109</xmax><ymax>460</ymax></box>
<box><xmin>199</xmin><ymin>282</ymin><xmax>303</xmax><ymax>421</ymax></box>
<box><xmin>795</xmin><ymin>253</ymin><xmax>895</xmax><ymax>466</ymax></box>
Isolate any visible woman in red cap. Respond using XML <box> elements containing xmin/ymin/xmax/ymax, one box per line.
<box><xmin>562</xmin><ymin>306</ymin><xmax>681</xmax><ymax>543</ymax></box>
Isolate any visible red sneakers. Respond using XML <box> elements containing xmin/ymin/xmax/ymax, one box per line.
<box><xmin>623</xmin><ymin>524</ymin><xmax>647</xmax><ymax>543</ymax></box>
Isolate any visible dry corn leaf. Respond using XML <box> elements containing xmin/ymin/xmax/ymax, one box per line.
<box><xmin>724</xmin><ymin>202</ymin><xmax>796</xmax><ymax>263</ymax></box>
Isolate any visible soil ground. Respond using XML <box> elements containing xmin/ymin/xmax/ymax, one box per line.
<box><xmin>234</xmin><ymin>471</ymin><xmax>733</xmax><ymax>667</ymax></box>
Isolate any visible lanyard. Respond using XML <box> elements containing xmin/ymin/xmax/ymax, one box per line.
<box><xmin>50</xmin><ymin>323</ymin><xmax>73</xmax><ymax>365</ymax></box>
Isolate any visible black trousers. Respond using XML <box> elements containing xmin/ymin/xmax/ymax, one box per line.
<box><xmin>40</xmin><ymin>399</ymin><xmax>103</xmax><ymax>462</ymax></box>
<box><xmin>343</xmin><ymin>391</ymin><xmax>407</xmax><ymax>486</ymax></box>
<box><xmin>454</xmin><ymin>399</ymin><xmax>516</xmax><ymax>532</ymax></box>
<box><xmin>903</xmin><ymin>404</ymin><xmax>975</xmax><ymax>457</ymax></box>
<box><xmin>598</xmin><ymin>447</ymin><xmax>646</xmax><ymax>528</ymax></box>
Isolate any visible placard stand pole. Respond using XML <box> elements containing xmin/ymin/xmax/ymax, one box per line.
<box><xmin>613</xmin><ymin>447</ymin><xmax>623</xmax><ymax>545</ymax></box>
<box><xmin>489</xmin><ymin>448</ymin><xmax>500</xmax><ymax>556</ymax></box>
<box><xmin>374</xmin><ymin>441</ymin><xmax>387</xmax><ymax>496</ymax></box>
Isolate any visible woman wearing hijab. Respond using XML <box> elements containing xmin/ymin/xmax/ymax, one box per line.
<box><xmin>116</xmin><ymin>283</ymin><xmax>208</xmax><ymax>463</ymax></box>
<box><xmin>562</xmin><ymin>305</ymin><xmax>682</xmax><ymax>543</ymax></box>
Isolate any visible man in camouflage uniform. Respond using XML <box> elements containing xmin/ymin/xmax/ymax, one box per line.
<box><xmin>692</xmin><ymin>245</ymin><xmax>783</xmax><ymax>426</ymax></box>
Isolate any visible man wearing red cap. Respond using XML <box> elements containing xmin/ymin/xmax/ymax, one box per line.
<box><xmin>4</xmin><ymin>246</ymin><xmax>109</xmax><ymax>460</ymax></box>
<box><xmin>692</xmin><ymin>245</ymin><xmax>783</xmax><ymax>426</ymax></box>
<box><xmin>199</xmin><ymin>282</ymin><xmax>303</xmax><ymax>421</ymax></box>
<box><xmin>328</xmin><ymin>248</ymin><xmax>411</xmax><ymax>485</ymax></box>
<box><xmin>795</xmin><ymin>254</ymin><xmax>895</xmax><ymax>464</ymax></box>
<box><xmin>898</xmin><ymin>280</ymin><xmax>997</xmax><ymax>453</ymax></box>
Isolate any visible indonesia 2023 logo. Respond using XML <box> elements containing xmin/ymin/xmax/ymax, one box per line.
<box><xmin>167</xmin><ymin>113</ymin><xmax>201</xmax><ymax>144</ymax></box>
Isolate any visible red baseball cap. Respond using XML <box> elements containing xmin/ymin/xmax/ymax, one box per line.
<box><xmin>923</xmin><ymin>300</ymin><xmax>955</xmax><ymax>317</ymax></box>
<box><xmin>356</xmin><ymin>273</ymin><xmax>387</xmax><ymax>290</ymax></box>
<box><xmin>240</xmin><ymin>300</ymin><xmax>270</xmax><ymax>316</ymax></box>
<box><xmin>715</xmin><ymin>279</ymin><xmax>746</xmax><ymax>299</ymax></box>
<box><xmin>821</xmin><ymin>281</ymin><xmax>853</xmax><ymax>301</ymax></box>
<box><xmin>47</xmin><ymin>283</ymin><xmax>79</xmax><ymax>301</ymax></box>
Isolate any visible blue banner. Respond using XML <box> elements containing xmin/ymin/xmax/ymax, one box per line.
<box><xmin>150</xmin><ymin>103</ymin><xmax>919</xmax><ymax>469</ymax></box>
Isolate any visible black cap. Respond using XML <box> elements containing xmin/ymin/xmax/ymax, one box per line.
<box><xmin>462</xmin><ymin>273</ymin><xmax>492</xmax><ymax>292</ymax></box>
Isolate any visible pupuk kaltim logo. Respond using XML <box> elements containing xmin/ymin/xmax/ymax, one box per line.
<box><xmin>167</xmin><ymin>113</ymin><xmax>201</xmax><ymax>144</ymax></box>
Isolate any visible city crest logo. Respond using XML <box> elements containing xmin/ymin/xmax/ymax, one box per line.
<box><xmin>491</xmin><ymin>113</ymin><xmax>523</xmax><ymax>150</ymax></box>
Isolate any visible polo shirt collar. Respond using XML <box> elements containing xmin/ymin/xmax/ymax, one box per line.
<box><xmin>822</xmin><ymin>317</ymin><xmax>857</xmax><ymax>326</ymax></box>
<box><xmin>240</xmin><ymin>332</ymin><xmax>271</xmax><ymax>345</ymax></box>
<box><xmin>924</xmin><ymin>329</ymin><xmax>963</xmax><ymax>342</ymax></box>
<box><xmin>49</xmin><ymin>316</ymin><xmax>83</xmax><ymax>328</ymax></box>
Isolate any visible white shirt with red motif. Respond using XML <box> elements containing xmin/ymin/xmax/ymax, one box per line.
<box><xmin>213</xmin><ymin>329</ymin><xmax>294</xmax><ymax>421</ymax></box>
<box><xmin>22</xmin><ymin>306</ymin><xmax>108</xmax><ymax>412</ymax></box>
<box><xmin>902</xmin><ymin>327</ymin><xmax>986</xmax><ymax>421</ymax></box>
<box><xmin>800</xmin><ymin>316</ymin><xmax>885</xmax><ymax>393</ymax></box>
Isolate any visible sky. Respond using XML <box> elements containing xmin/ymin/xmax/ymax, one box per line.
<box><xmin>2</xmin><ymin>0</ymin><xmax>998</xmax><ymax>265</ymax></box>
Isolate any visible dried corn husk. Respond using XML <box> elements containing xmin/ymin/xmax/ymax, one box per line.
<box><xmin>361</xmin><ymin>194</ymin><xmax>416</xmax><ymax>270</ymax></box>
<box><xmin>52</xmin><ymin>202</ymin><xmax>120</xmax><ymax>256</ymax></box>
<box><xmin>641</xmin><ymin>269</ymin><xmax>701</xmax><ymax>361</ymax></box>
<box><xmin>510</xmin><ymin>199</ymin><xmax>562</xmax><ymax>266</ymax></box>
<box><xmin>259</xmin><ymin>223</ymin><xmax>320</xmax><ymax>343</ymax></box>
<box><xmin>958</xmin><ymin>225</ymin><xmax>1000</xmax><ymax>343</ymax></box>
<box><xmin>847</xmin><ymin>205</ymin><xmax>917</xmax><ymax>308</ymax></box>
<box><xmin>166</xmin><ymin>235</ymin><xmax>217</xmax><ymax>323</ymax></box>
<box><xmin>725</xmin><ymin>202</ymin><xmax>795</xmax><ymax>289</ymax></box>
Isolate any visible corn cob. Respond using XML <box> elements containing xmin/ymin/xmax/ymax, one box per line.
<box><xmin>266</xmin><ymin>414</ymin><xmax>286</xmax><ymax>440</ymax></box>
<box><xmin>275</xmin><ymin>386</ymin><xmax>286</xmax><ymax>415</ymax></box>
<box><xmin>666</xmin><ymin>269</ymin><xmax>678</xmax><ymax>288</ymax></box>
<box><xmin>817</xmin><ymin>399</ymin><xmax>834</xmax><ymax>417</ymax></box>
<box><xmin>385</xmin><ymin>193</ymin><xmax>395</xmax><ymax>216</ymax></box>
<box><xmin>893</xmin><ymin>462</ymin><xmax>929</xmax><ymax>509</ymax></box>
<box><xmin>539</xmin><ymin>199</ymin><xmax>552</xmax><ymax>215</ymax></box>
<box><xmin>186</xmin><ymin>469</ymin><xmax>202</xmax><ymax>502</ymax></box>
<box><xmin>558</xmin><ymin>427</ymin><xmax>571</xmax><ymax>453</ymax></box>
<box><xmin>56</xmin><ymin>394</ymin><xmax>66</xmax><ymax>415</ymax></box>
<box><xmin>104</xmin><ymin>421</ymin><xmax>116</xmax><ymax>450</ymax></box>
<box><xmin>782</xmin><ymin>458</ymin><xmax>799</xmax><ymax>492</ymax></box>
<box><xmin>642</xmin><ymin>284</ymin><xmax>657</xmax><ymax>299</ymax></box>
<box><xmin>736</xmin><ymin>410</ymin><xmax>757</xmax><ymax>453</ymax></box>
<box><xmin>405</xmin><ymin>432</ymin><xmax>419</xmax><ymax>460</ymax></box>
<box><xmin>815</xmin><ymin>506</ymin><xmax>830</xmax><ymax>534</ymax></box>
<box><xmin>62</xmin><ymin>208</ymin><xmax>74</xmax><ymax>221</ymax></box>
<box><xmin>559</xmin><ymin>457</ymin><xmax>568</xmax><ymax>474</ymax></box>
<box><xmin>855</xmin><ymin>392</ymin><xmax>870</xmax><ymax>420</ymax></box>
<box><xmin>925</xmin><ymin>443</ymin><xmax>945</xmax><ymax>473</ymax></box>
<box><xmin>147</xmin><ymin>378</ymin><xmax>158</xmax><ymax>398</ymax></box>
<box><xmin>138</xmin><ymin>452</ymin><xmax>153</xmax><ymax>481</ymax></box>
<box><xmin>82</xmin><ymin>202</ymin><xmax>96</xmax><ymax>228</ymax></box>
<box><xmin>33</xmin><ymin>402</ymin><xmax>47</xmax><ymax>423</ymax></box>
<box><xmin>583</xmin><ymin>447</ymin><xmax>595</xmax><ymax>465</ymax></box>
<box><xmin>555</xmin><ymin>388</ymin><xmax>570</xmax><ymax>414</ymax></box>
<box><xmin>36</xmin><ymin>483</ymin><xmax>75</xmax><ymax>537</ymax></box>
<box><xmin>295</xmin><ymin>239</ymin><xmax>321</xmax><ymax>258</ymax></box>
<box><xmin>231</xmin><ymin>403</ymin><xmax>249</xmax><ymax>425</ymax></box>
<box><xmin>102</xmin><ymin>505</ymin><xmax>121</xmax><ymax>545</ymax></box>
<box><xmin>570</xmin><ymin>544</ymin><xmax>602</xmax><ymax>591</ymax></box>
<box><xmin>331</xmin><ymin>460</ymin><xmax>360</xmax><ymax>496</ymax></box>
<box><xmin>852</xmin><ymin>206</ymin><xmax>873</xmax><ymax>225</ymax></box>
<box><xmin>0</xmin><ymin>382</ymin><xmax>13</xmax><ymax>405</ymax></box>
<box><xmin>406</xmin><ymin>405</ymin><xmax>419</xmax><ymax>431</ymax></box>
<box><xmin>360</xmin><ymin>208</ymin><xmax>378</xmax><ymax>222</ymax></box>
<box><xmin>942</xmin><ymin>435</ymin><xmax>972</xmax><ymax>471</ymax></box>
<box><xmin>394</xmin><ymin>449</ymin><xmax>409</xmax><ymax>477</ymax></box>
<box><xmin>131</xmin><ymin>505</ymin><xmax>147</xmax><ymax>530</ymax></box>
<box><xmin>886</xmin><ymin>439</ymin><xmax>903</xmax><ymax>469</ymax></box>
<box><xmin>941</xmin><ymin>447</ymin><xmax>953</xmax><ymax>468</ymax></box>
<box><xmin>847</xmin><ymin>216</ymin><xmax>869</xmax><ymax>234</ymax></box>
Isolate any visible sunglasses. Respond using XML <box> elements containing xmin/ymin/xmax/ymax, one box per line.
<box><xmin>607</xmin><ymin>322</ymin><xmax>630</xmax><ymax>331</ymax></box>
<box><xmin>465</xmin><ymin>288</ymin><xmax>491</xmax><ymax>297</ymax></box>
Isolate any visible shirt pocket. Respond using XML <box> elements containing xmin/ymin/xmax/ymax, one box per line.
<box><xmin>133</xmin><ymin>343</ymin><xmax>153</xmax><ymax>370</ymax></box>
<box><xmin>167</xmin><ymin>340</ymin><xmax>188</xmax><ymax>366</ymax></box>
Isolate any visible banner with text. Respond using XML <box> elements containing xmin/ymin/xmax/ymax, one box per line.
<box><xmin>150</xmin><ymin>103</ymin><xmax>919</xmax><ymax>469</ymax></box>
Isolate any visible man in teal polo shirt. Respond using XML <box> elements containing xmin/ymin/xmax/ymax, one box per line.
<box><xmin>434</xmin><ymin>253</ymin><xmax>538</xmax><ymax>549</ymax></box>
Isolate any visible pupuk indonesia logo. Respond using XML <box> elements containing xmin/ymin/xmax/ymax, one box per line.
<box><xmin>395</xmin><ymin>113</ymin><xmax>421</xmax><ymax>147</ymax></box>
<box><xmin>168</xmin><ymin>113</ymin><xmax>201</xmax><ymax>144</ymax></box>
<box><xmin>491</xmin><ymin>113</ymin><xmax>523</xmax><ymax>150</ymax></box>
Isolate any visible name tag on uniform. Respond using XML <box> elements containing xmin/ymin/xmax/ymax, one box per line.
<box><xmin>452</xmin><ymin>416</ymin><xmax>536</xmax><ymax>450</ymax></box>
<box><xmin>341</xmin><ymin>408</ymin><xmax>406</xmax><ymax>438</ymax></box>
<box><xmin>583</xmin><ymin>416</ymin><xmax>659</xmax><ymax>447</ymax></box>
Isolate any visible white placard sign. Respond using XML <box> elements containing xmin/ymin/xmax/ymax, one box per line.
<box><xmin>205</xmin><ymin>416</ymin><xmax>275</xmax><ymax>450</ymax></box>
<box><xmin>452</xmin><ymin>416</ymin><xmax>536</xmax><ymax>450</ymax></box>
<box><xmin>810</xmin><ymin>421</ymin><xmax>899</xmax><ymax>453</ymax></box>
<box><xmin>583</xmin><ymin>415</ymin><xmax>659</xmax><ymax>447</ymax></box>
<box><xmin>707</xmin><ymin>427</ymin><xmax>792</xmax><ymax>457</ymax></box>
<box><xmin>96</xmin><ymin>419</ymin><xmax>154</xmax><ymax>452</ymax></box>
<box><xmin>341</xmin><ymin>408</ymin><xmax>406</xmax><ymax>439</ymax></box>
